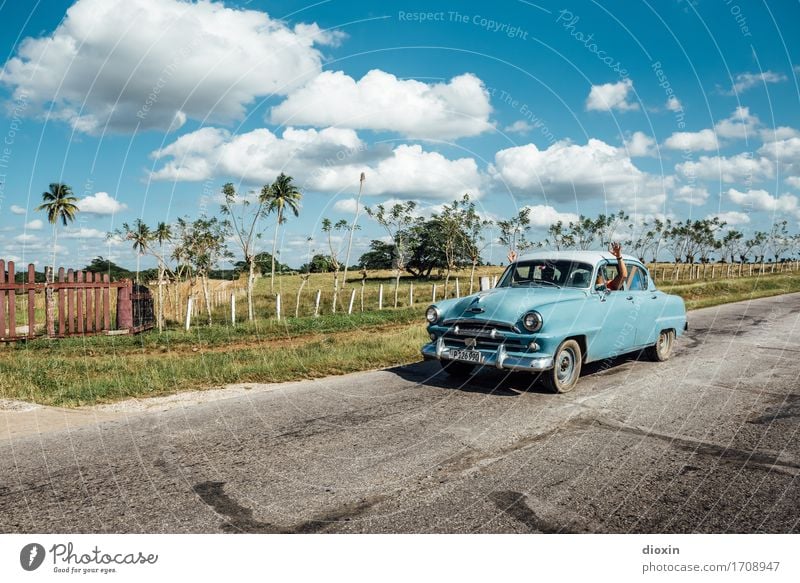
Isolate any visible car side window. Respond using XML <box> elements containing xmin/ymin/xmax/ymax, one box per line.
<box><xmin>626</xmin><ymin>265</ymin><xmax>646</xmax><ymax>291</ymax></box>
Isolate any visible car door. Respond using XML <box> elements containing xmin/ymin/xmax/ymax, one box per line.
<box><xmin>632</xmin><ymin>265</ymin><xmax>666</xmax><ymax>346</ymax></box>
<box><xmin>587</xmin><ymin>260</ymin><xmax>638</xmax><ymax>359</ymax></box>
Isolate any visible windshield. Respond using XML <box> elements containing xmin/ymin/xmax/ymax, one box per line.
<box><xmin>497</xmin><ymin>260</ymin><xmax>594</xmax><ymax>289</ymax></box>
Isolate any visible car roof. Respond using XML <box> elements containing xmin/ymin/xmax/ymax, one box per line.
<box><xmin>516</xmin><ymin>250</ymin><xmax>640</xmax><ymax>265</ymax></box>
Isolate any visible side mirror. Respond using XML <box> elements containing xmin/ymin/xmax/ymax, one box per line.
<box><xmin>595</xmin><ymin>283</ymin><xmax>608</xmax><ymax>293</ymax></box>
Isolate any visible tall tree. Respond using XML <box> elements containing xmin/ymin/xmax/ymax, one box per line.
<box><xmin>457</xmin><ymin>194</ymin><xmax>492</xmax><ymax>293</ymax></box>
<box><xmin>497</xmin><ymin>208</ymin><xmax>535</xmax><ymax>256</ymax></box>
<box><xmin>366</xmin><ymin>201</ymin><xmax>417</xmax><ymax>307</ymax></box>
<box><xmin>322</xmin><ymin>218</ymin><xmax>348</xmax><ymax>312</ymax></box>
<box><xmin>118</xmin><ymin>219</ymin><xmax>152</xmax><ymax>283</ymax></box>
<box><xmin>767</xmin><ymin>220</ymin><xmax>791</xmax><ymax>268</ymax></box>
<box><xmin>342</xmin><ymin>172</ymin><xmax>366</xmax><ymax>289</ymax></box>
<box><xmin>264</xmin><ymin>173</ymin><xmax>302</xmax><ymax>293</ymax></box>
<box><xmin>173</xmin><ymin>216</ymin><xmax>232</xmax><ymax>325</ymax></box>
<box><xmin>36</xmin><ymin>182</ymin><xmax>79</xmax><ymax>274</ymax></box>
<box><xmin>220</xmin><ymin>182</ymin><xmax>268</xmax><ymax>321</ymax></box>
<box><xmin>153</xmin><ymin>221</ymin><xmax>173</xmax><ymax>331</ymax></box>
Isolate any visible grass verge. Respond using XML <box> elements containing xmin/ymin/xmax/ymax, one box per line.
<box><xmin>2</xmin><ymin>272</ymin><xmax>799</xmax><ymax>407</ymax></box>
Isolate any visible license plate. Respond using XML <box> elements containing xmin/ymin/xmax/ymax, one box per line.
<box><xmin>451</xmin><ymin>349</ymin><xmax>483</xmax><ymax>363</ymax></box>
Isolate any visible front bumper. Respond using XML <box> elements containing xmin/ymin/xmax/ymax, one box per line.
<box><xmin>421</xmin><ymin>337</ymin><xmax>554</xmax><ymax>372</ymax></box>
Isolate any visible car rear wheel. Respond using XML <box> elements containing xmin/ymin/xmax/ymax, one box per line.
<box><xmin>646</xmin><ymin>329</ymin><xmax>674</xmax><ymax>362</ymax></box>
<box><xmin>542</xmin><ymin>339</ymin><xmax>582</xmax><ymax>393</ymax></box>
<box><xmin>440</xmin><ymin>360</ymin><xmax>475</xmax><ymax>379</ymax></box>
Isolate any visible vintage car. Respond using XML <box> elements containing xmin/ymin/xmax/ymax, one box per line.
<box><xmin>421</xmin><ymin>250</ymin><xmax>687</xmax><ymax>393</ymax></box>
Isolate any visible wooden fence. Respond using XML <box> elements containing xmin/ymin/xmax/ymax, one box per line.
<box><xmin>0</xmin><ymin>260</ymin><xmax>151</xmax><ymax>342</ymax></box>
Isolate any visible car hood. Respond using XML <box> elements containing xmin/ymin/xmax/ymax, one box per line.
<box><xmin>440</xmin><ymin>286</ymin><xmax>588</xmax><ymax>326</ymax></box>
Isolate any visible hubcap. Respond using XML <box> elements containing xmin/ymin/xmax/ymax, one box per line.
<box><xmin>556</xmin><ymin>348</ymin><xmax>575</xmax><ymax>383</ymax></box>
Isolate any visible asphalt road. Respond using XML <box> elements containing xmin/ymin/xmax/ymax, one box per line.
<box><xmin>2</xmin><ymin>293</ymin><xmax>799</xmax><ymax>533</ymax></box>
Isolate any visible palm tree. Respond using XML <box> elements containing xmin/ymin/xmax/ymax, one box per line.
<box><xmin>36</xmin><ymin>183</ymin><xmax>79</xmax><ymax>275</ymax></box>
<box><xmin>121</xmin><ymin>219</ymin><xmax>152</xmax><ymax>283</ymax></box>
<box><xmin>264</xmin><ymin>173</ymin><xmax>302</xmax><ymax>293</ymax></box>
<box><xmin>154</xmin><ymin>222</ymin><xmax>173</xmax><ymax>331</ymax></box>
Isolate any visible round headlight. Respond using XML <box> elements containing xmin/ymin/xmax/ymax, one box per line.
<box><xmin>522</xmin><ymin>311</ymin><xmax>543</xmax><ymax>332</ymax></box>
<box><xmin>426</xmin><ymin>306</ymin><xmax>440</xmax><ymax>324</ymax></box>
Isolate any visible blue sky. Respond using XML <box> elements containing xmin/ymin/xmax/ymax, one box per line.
<box><xmin>0</xmin><ymin>0</ymin><xmax>798</xmax><ymax>270</ymax></box>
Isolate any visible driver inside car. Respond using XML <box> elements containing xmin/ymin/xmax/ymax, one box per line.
<box><xmin>596</xmin><ymin>242</ymin><xmax>628</xmax><ymax>291</ymax></box>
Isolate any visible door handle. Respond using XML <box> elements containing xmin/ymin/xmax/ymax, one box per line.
<box><xmin>626</xmin><ymin>296</ymin><xmax>633</xmax><ymax>301</ymax></box>
<box><xmin>651</xmin><ymin>295</ymin><xmax>657</xmax><ymax>299</ymax></box>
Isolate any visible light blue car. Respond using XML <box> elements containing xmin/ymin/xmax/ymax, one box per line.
<box><xmin>421</xmin><ymin>251</ymin><xmax>687</xmax><ymax>392</ymax></box>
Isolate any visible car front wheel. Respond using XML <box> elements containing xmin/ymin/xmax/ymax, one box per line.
<box><xmin>542</xmin><ymin>339</ymin><xmax>582</xmax><ymax>393</ymax></box>
<box><xmin>646</xmin><ymin>329</ymin><xmax>675</xmax><ymax>362</ymax></box>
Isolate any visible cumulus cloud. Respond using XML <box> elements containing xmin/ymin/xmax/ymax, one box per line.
<box><xmin>623</xmin><ymin>131</ymin><xmax>657</xmax><ymax>157</ymax></box>
<box><xmin>727</xmin><ymin>188</ymin><xmax>800</xmax><ymax>217</ymax></box>
<box><xmin>0</xmin><ymin>0</ymin><xmax>336</xmax><ymax>133</ymax></box>
<box><xmin>522</xmin><ymin>205</ymin><xmax>579</xmax><ymax>228</ymax></box>
<box><xmin>673</xmin><ymin>185</ymin><xmax>710</xmax><ymax>206</ymax></box>
<box><xmin>61</xmin><ymin>228</ymin><xmax>109</xmax><ymax>239</ymax></box>
<box><xmin>585</xmin><ymin>79</ymin><xmax>638</xmax><ymax>112</ymax></box>
<box><xmin>14</xmin><ymin>233</ymin><xmax>39</xmax><ymax>243</ymax></box>
<box><xmin>707</xmin><ymin>211</ymin><xmax>750</xmax><ymax>226</ymax></box>
<box><xmin>504</xmin><ymin>120</ymin><xmax>536</xmax><ymax>134</ymax></box>
<box><xmin>10</xmin><ymin>205</ymin><xmax>26</xmax><ymax>215</ymax></box>
<box><xmin>664</xmin><ymin>129</ymin><xmax>719</xmax><ymax>151</ymax></box>
<box><xmin>151</xmin><ymin>126</ymin><xmax>366</xmax><ymax>183</ymax></box>
<box><xmin>728</xmin><ymin>70</ymin><xmax>787</xmax><ymax>94</ymax></box>
<box><xmin>152</xmin><ymin>126</ymin><xmax>482</xmax><ymax>199</ymax></box>
<box><xmin>676</xmin><ymin>154</ymin><xmax>774</xmax><ymax>183</ymax></box>
<box><xmin>24</xmin><ymin>219</ymin><xmax>43</xmax><ymax>230</ymax></box>
<box><xmin>490</xmin><ymin>138</ymin><xmax>667</xmax><ymax>211</ymax></box>
<box><xmin>714</xmin><ymin>106</ymin><xmax>760</xmax><ymax>139</ymax></box>
<box><xmin>666</xmin><ymin>96</ymin><xmax>682</xmax><ymax>112</ymax></box>
<box><xmin>270</xmin><ymin>70</ymin><xmax>493</xmax><ymax>139</ymax></box>
<box><xmin>760</xmin><ymin>127</ymin><xmax>800</xmax><ymax>142</ymax></box>
<box><xmin>78</xmin><ymin>192</ymin><xmax>128</xmax><ymax>215</ymax></box>
<box><xmin>786</xmin><ymin>176</ymin><xmax>800</xmax><ymax>189</ymax></box>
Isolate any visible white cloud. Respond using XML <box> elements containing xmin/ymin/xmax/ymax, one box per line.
<box><xmin>333</xmin><ymin>198</ymin><xmax>361</xmax><ymax>214</ymax></box>
<box><xmin>270</xmin><ymin>70</ymin><xmax>493</xmax><ymax>139</ymax></box>
<box><xmin>729</xmin><ymin>71</ymin><xmax>787</xmax><ymax>94</ymax></box>
<box><xmin>10</xmin><ymin>205</ymin><xmax>26</xmax><ymax>215</ymax></box>
<box><xmin>664</xmin><ymin>129</ymin><xmax>719</xmax><ymax>151</ymax></box>
<box><xmin>707</xmin><ymin>211</ymin><xmax>750</xmax><ymax>225</ymax></box>
<box><xmin>62</xmin><ymin>228</ymin><xmax>109</xmax><ymax>239</ymax></box>
<box><xmin>504</xmin><ymin>120</ymin><xmax>535</xmax><ymax>134</ymax></box>
<box><xmin>673</xmin><ymin>185</ymin><xmax>710</xmax><ymax>206</ymax></box>
<box><xmin>0</xmin><ymin>0</ymin><xmax>335</xmax><ymax>133</ymax></box>
<box><xmin>760</xmin><ymin>127</ymin><xmax>800</xmax><ymax>142</ymax></box>
<box><xmin>714</xmin><ymin>106</ymin><xmax>760</xmax><ymax>139</ymax></box>
<box><xmin>676</xmin><ymin>153</ymin><xmax>774</xmax><ymax>183</ymax></box>
<box><xmin>585</xmin><ymin>79</ymin><xmax>638</xmax><ymax>112</ymax></box>
<box><xmin>490</xmin><ymin>138</ymin><xmax>667</xmax><ymax>211</ymax></box>
<box><xmin>312</xmin><ymin>144</ymin><xmax>483</xmax><ymax>199</ymax></box>
<box><xmin>727</xmin><ymin>188</ymin><xmax>800</xmax><ymax>217</ymax></box>
<box><xmin>152</xmin><ymin>126</ymin><xmax>482</xmax><ymax>199</ymax></box>
<box><xmin>151</xmin><ymin>126</ymin><xmax>365</xmax><ymax>183</ymax></box>
<box><xmin>14</xmin><ymin>233</ymin><xmax>39</xmax><ymax>243</ymax></box>
<box><xmin>666</xmin><ymin>96</ymin><xmax>682</xmax><ymax>112</ymax></box>
<box><xmin>786</xmin><ymin>176</ymin><xmax>800</xmax><ymax>189</ymax></box>
<box><xmin>522</xmin><ymin>205</ymin><xmax>579</xmax><ymax>228</ymax></box>
<box><xmin>77</xmin><ymin>192</ymin><xmax>128</xmax><ymax>215</ymax></box>
<box><xmin>623</xmin><ymin>131</ymin><xmax>657</xmax><ymax>157</ymax></box>
<box><xmin>24</xmin><ymin>219</ymin><xmax>43</xmax><ymax>230</ymax></box>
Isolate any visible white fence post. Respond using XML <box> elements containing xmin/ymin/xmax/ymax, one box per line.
<box><xmin>480</xmin><ymin>276</ymin><xmax>490</xmax><ymax>291</ymax></box>
<box><xmin>185</xmin><ymin>297</ymin><xmax>193</xmax><ymax>331</ymax></box>
<box><xmin>492</xmin><ymin>275</ymin><xmax>498</xmax><ymax>288</ymax></box>
<box><xmin>455</xmin><ymin>278</ymin><xmax>460</xmax><ymax>298</ymax></box>
<box><xmin>276</xmin><ymin>294</ymin><xmax>281</xmax><ymax>320</ymax></box>
<box><xmin>378</xmin><ymin>284</ymin><xmax>383</xmax><ymax>310</ymax></box>
<box><xmin>432</xmin><ymin>284</ymin><xmax>437</xmax><ymax>302</ymax></box>
<box><xmin>230</xmin><ymin>293</ymin><xmax>236</xmax><ymax>325</ymax></box>
<box><xmin>314</xmin><ymin>290</ymin><xmax>321</xmax><ymax>317</ymax></box>
<box><xmin>348</xmin><ymin>289</ymin><xmax>356</xmax><ymax>315</ymax></box>
<box><xmin>409</xmin><ymin>283</ymin><xmax>414</xmax><ymax>305</ymax></box>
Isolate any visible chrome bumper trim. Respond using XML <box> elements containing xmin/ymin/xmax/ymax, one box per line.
<box><xmin>421</xmin><ymin>342</ymin><xmax>553</xmax><ymax>372</ymax></box>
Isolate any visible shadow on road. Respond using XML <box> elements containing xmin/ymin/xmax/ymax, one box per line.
<box><xmin>387</xmin><ymin>351</ymin><xmax>652</xmax><ymax>396</ymax></box>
